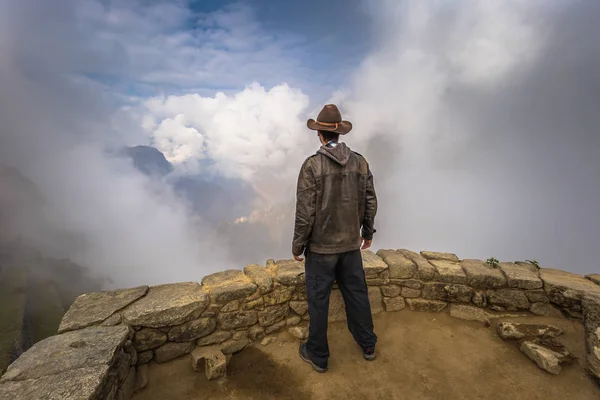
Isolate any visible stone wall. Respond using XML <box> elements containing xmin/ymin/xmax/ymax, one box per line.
<box><xmin>1</xmin><ymin>249</ymin><xmax>599</xmax><ymax>398</ymax></box>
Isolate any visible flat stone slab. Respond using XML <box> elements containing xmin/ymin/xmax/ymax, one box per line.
<box><xmin>362</xmin><ymin>250</ymin><xmax>388</xmax><ymax>278</ymax></box>
<box><xmin>397</xmin><ymin>249</ymin><xmax>436</xmax><ymax>281</ymax></box>
<box><xmin>58</xmin><ymin>286</ymin><xmax>148</xmax><ymax>333</ymax></box>
<box><xmin>121</xmin><ymin>282</ymin><xmax>209</xmax><ymax>328</ymax></box>
<box><xmin>499</xmin><ymin>262</ymin><xmax>542</xmax><ymax>290</ymax></box>
<box><xmin>449</xmin><ymin>304</ymin><xmax>528</xmax><ymax>324</ymax></box>
<box><xmin>520</xmin><ymin>341</ymin><xmax>562</xmax><ymax>374</ymax></box>
<box><xmin>496</xmin><ymin>322</ymin><xmax>563</xmax><ymax>340</ymax></box>
<box><xmin>243</xmin><ymin>264</ymin><xmax>274</xmax><ymax>294</ymax></box>
<box><xmin>1</xmin><ymin>325</ymin><xmax>129</xmax><ymax>382</ymax></box>
<box><xmin>530</xmin><ymin>303</ymin><xmax>564</xmax><ymax>318</ymax></box>
<box><xmin>420</xmin><ymin>251</ymin><xmax>459</xmax><ymax>262</ymax></box>
<box><xmin>376</xmin><ymin>250</ymin><xmax>417</xmax><ymax>279</ymax></box>
<box><xmin>429</xmin><ymin>260</ymin><xmax>466</xmax><ymax>284</ymax></box>
<box><xmin>460</xmin><ymin>259</ymin><xmax>506</xmax><ymax>289</ymax></box>
<box><xmin>0</xmin><ymin>365</ymin><xmax>110</xmax><ymax>400</ymax></box>
<box><xmin>271</xmin><ymin>260</ymin><xmax>305</xmax><ymax>286</ymax></box>
<box><xmin>519</xmin><ymin>339</ymin><xmax>575</xmax><ymax>375</ymax></box>
<box><xmin>541</xmin><ymin>268</ymin><xmax>600</xmax><ymax>309</ymax></box>
<box><xmin>586</xmin><ymin>274</ymin><xmax>600</xmax><ymax>286</ymax></box>
<box><xmin>406</xmin><ymin>298</ymin><xmax>447</xmax><ymax>312</ymax></box>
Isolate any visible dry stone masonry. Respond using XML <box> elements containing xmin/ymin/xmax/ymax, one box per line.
<box><xmin>1</xmin><ymin>249</ymin><xmax>599</xmax><ymax>398</ymax></box>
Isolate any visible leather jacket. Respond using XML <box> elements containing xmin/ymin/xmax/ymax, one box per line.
<box><xmin>292</xmin><ymin>142</ymin><xmax>377</xmax><ymax>256</ymax></box>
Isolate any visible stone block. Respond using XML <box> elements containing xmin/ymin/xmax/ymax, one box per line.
<box><xmin>137</xmin><ymin>351</ymin><xmax>153</xmax><ymax>365</ymax></box>
<box><xmin>429</xmin><ymin>260</ymin><xmax>467</xmax><ymax>284</ymax></box>
<box><xmin>381</xmin><ymin>285</ymin><xmax>401</xmax><ymax>297</ymax></box>
<box><xmin>133</xmin><ymin>328</ymin><xmax>167</xmax><ymax>351</ymax></box>
<box><xmin>499</xmin><ymin>262</ymin><xmax>542</xmax><ymax>290</ymax></box>
<box><xmin>369</xmin><ymin>286</ymin><xmax>383</xmax><ymax>314</ymax></box>
<box><xmin>406</xmin><ymin>298</ymin><xmax>447</xmax><ymax>312</ymax></box>
<box><xmin>263</xmin><ymin>286</ymin><xmax>294</xmax><ymax>306</ymax></box>
<box><xmin>154</xmin><ymin>342</ymin><xmax>195</xmax><ymax>363</ymax></box>
<box><xmin>422</xmin><ymin>282</ymin><xmax>473</xmax><ymax>303</ymax></box>
<box><xmin>218</xmin><ymin>310</ymin><xmax>258</xmax><ymax>330</ymax></box>
<box><xmin>121</xmin><ymin>282</ymin><xmax>209</xmax><ymax>328</ymax></box>
<box><xmin>488</xmin><ymin>289</ymin><xmax>530</xmax><ymax>311</ymax></box>
<box><xmin>58</xmin><ymin>286</ymin><xmax>148</xmax><ymax>333</ymax></box>
<box><xmin>220</xmin><ymin>338</ymin><xmax>248</xmax><ymax>355</ymax></box>
<box><xmin>196</xmin><ymin>330</ymin><xmax>232</xmax><ymax>347</ymax></box>
<box><xmin>272</xmin><ymin>259</ymin><xmax>305</xmax><ymax>285</ymax></box>
<box><xmin>0</xmin><ymin>326</ymin><xmax>129</xmax><ymax>383</ymax></box>
<box><xmin>541</xmin><ymin>268</ymin><xmax>600</xmax><ymax>309</ymax></box>
<box><xmin>420</xmin><ymin>251</ymin><xmax>459</xmax><ymax>262</ymax></box>
<box><xmin>383</xmin><ymin>297</ymin><xmax>405</xmax><ymax>312</ymax></box>
<box><xmin>524</xmin><ymin>290</ymin><xmax>549</xmax><ymax>303</ymax></box>
<box><xmin>376</xmin><ymin>249</ymin><xmax>417</xmax><ymax>279</ymax></box>
<box><xmin>519</xmin><ymin>340</ymin><xmax>574</xmax><ymax>375</ymax></box>
<box><xmin>289</xmin><ymin>300</ymin><xmax>308</xmax><ymax>315</ymax></box>
<box><xmin>397</xmin><ymin>249</ymin><xmax>436</xmax><ymax>281</ymax></box>
<box><xmin>168</xmin><ymin>317</ymin><xmax>217</xmax><ymax>342</ymax></box>
<box><xmin>362</xmin><ymin>250</ymin><xmax>388</xmax><ymax>277</ymax></box>
<box><xmin>258</xmin><ymin>304</ymin><xmax>289</xmax><ymax>327</ymax></box>
<box><xmin>243</xmin><ymin>264</ymin><xmax>274</xmax><ymax>294</ymax></box>
<box><xmin>221</xmin><ymin>300</ymin><xmax>240</xmax><ymax>312</ymax></box>
<box><xmin>265</xmin><ymin>320</ymin><xmax>286</xmax><ymax>334</ymax></box>
<box><xmin>286</xmin><ymin>315</ymin><xmax>302</xmax><ymax>326</ymax></box>
<box><xmin>202</xmin><ymin>270</ymin><xmax>258</xmax><ymax>304</ymax></box>
<box><xmin>460</xmin><ymin>259</ymin><xmax>506</xmax><ymax>289</ymax></box>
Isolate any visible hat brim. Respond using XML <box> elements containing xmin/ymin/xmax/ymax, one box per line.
<box><xmin>307</xmin><ymin>119</ymin><xmax>352</xmax><ymax>135</ymax></box>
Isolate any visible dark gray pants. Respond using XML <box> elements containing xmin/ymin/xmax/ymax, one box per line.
<box><xmin>304</xmin><ymin>248</ymin><xmax>377</xmax><ymax>366</ymax></box>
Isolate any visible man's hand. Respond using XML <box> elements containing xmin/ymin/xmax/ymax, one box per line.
<box><xmin>361</xmin><ymin>237</ymin><xmax>372</xmax><ymax>250</ymax></box>
<box><xmin>293</xmin><ymin>254</ymin><xmax>304</xmax><ymax>262</ymax></box>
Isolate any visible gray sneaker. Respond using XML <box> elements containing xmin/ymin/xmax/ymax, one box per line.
<box><xmin>299</xmin><ymin>343</ymin><xmax>328</xmax><ymax>373</ymax></box>
<box><xmin>363</xmin><ymin>346</ymin><xmax>376</xmax><ymax>361</ymax></box>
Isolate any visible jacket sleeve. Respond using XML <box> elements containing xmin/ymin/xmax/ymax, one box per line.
<box><xmin>361</xmin><ymin>166</ymin><xmax>377</xmax><ymax>240</ymax></box>
<box><xmin>292</xmin><ymin>160</ymin><xmax>317</xmax><ymax>256</ymax></box>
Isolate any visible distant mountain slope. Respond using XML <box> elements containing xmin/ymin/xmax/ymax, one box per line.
<box><xmin>122</xmin><ymin>145</ymin><xmax>174</xmax><ymax>177</ymax></box>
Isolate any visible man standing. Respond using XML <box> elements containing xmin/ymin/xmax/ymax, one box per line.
<box><xmin>292</xmin><ymin>104</ymin><xmax>378</xmax><ymax>373</ymax></box>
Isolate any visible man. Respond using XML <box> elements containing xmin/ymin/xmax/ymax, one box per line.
<box><xmin>292</xmin><ymin>104</ymin><xmax>378</xmax><ymax>373</ymax></box>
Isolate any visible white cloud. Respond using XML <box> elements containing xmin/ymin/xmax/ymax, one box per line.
<box><xmin>132</xmin><ymin>83</ymin><xmax>312</xmax><ymax>189</ymax></box>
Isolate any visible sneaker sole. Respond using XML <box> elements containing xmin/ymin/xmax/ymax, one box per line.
<box><xmin>299</xmin><ymin>346</ymin><xmax>327</xmax><ymax>373</ymax></box>
<box><xmin>363</xmin><ymin>353</ymin><xmax>376</xmax><ymax>361</ymax></box>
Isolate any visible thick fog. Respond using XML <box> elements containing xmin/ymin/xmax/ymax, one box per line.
<box><xmin>0</xmin><ymin>0</ymin><xmax>598</xmax><ymax>291</ymax></box>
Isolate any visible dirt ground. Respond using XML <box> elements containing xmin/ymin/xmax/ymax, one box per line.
<box><xmin>133</xmin><ymin>311</ymin><xmax>600</xmax><ymax>400</ymax></box>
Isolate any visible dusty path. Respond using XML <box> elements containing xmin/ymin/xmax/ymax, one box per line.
<box><xmin>134</xmin><ymin>311</ymin><xmax>599</xmax><ymax>400</ymax></box>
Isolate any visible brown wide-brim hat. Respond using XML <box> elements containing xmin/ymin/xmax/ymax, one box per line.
<box><xmin>307</xmin><ymin>104</ymin><xmax>352</xmax><ymax>135</ymax></box>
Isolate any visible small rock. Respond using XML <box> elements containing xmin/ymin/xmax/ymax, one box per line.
<box><xmin>197</xmin><ymin>330</ymin><xmax>232</xmax><ymax>346</ymax></box>
<box><xmin>265</xmin><ymin>320</ymin><xmax>286</xmax><ymax>334</ymax></box>
<box><xmin>191</xmin><ymin>346</ymin><xmax>228</xmax><ymax>380</ymax></box>
<box><xmin>289</xmin><ymin>325</ymin><xmax>309</xmax><ymax>340</ymax></box>
<box><xmin>258</xmin><ymin>304</ymin><xmax>289</xmax><ymax>326</ymax></box>
<box><xmin>221</xmin><ymin>300</ymin><xmax>240</xmax><ymax>313</ymax></box>
<box><xmin>286</xmin><ymin>315</ymin><xmax>302</xmax><ymax>326</ymax></box>
<box><xmin>133</xmin><ymin>328</ymin><xmax>167</xmax><ymax>352</ymax></box>
<box><xmin>260</xmin><ymin>336</ymin><xmax>276</xmax><ymax>346</ymax></box>
<box><xmin>496</xmin><ymin>322</ymin><xmax>563</xmax><ymax>340</ymax></box>
<box><xmin>136</xmin><ymin>350</ymin><xmax>153</xmax><ymax>365</ymax></box>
